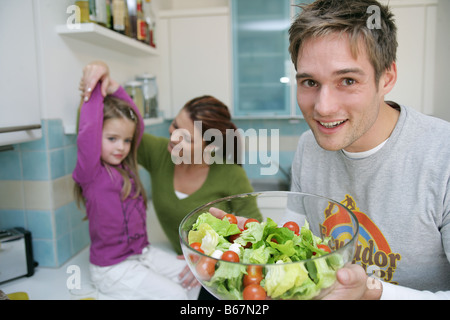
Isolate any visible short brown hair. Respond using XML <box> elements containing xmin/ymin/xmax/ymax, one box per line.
<box><xmin>289</xmin><ymin>0</ymin><xmax>397</xmax><ymax>83</ymax></box>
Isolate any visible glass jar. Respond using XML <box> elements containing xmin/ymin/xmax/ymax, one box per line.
<box><xmin>136</xmin><ymin>73</ymin><xmax>158</xmax><ymax>118</ymax></box>
<box><xmin>124</xmin><ymin>80</ymin><xmax>145</xmax><ymax>117</ymax></box>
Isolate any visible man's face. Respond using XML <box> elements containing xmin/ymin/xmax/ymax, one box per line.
<box><xmin>295</xmin><ymin>33</ymin><xmax>387</xmax><ymax>152</ymax></box>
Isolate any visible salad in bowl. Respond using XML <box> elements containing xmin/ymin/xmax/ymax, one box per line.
<box><xmin>179</xmin><ymin>192</ymin><xmax>359</xmax><ymax>300</ymax></box>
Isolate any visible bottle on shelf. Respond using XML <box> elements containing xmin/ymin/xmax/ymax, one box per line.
<box><xmin>127</xmin><ymin>0</ymin><xmax>137</xmax><ymax>39</ymax></box>
<box><xmin>97</xmin><ymin>0</ymin><xmax>108</xmax><ymax>26</ymax></box>
<box><xmin>75</xmin><ymin>0</ymin><xmax>90</xmax><ymax>23</ymax></box>
<box><xmin>105</xmin><ymin>0</ymin><xmax>112</xmax><ymax>29</ymax></box>
<box><xmin>136</xmin><ymin>0</ymin><xmax>147</xmax><ymax>42</ymax></box>
<box><xmin>112</xmin><ymin>0</ymin><xmax>126</xmax><ymax>34</ymax></box>
<box><xmin>88</xmin><ymin>0</ymin><xmax>108</xmax><ymax>26</ymax></box>
<box><xmin>123</xmin><ymin>0</ymin><xmax>132</xmax><ymax>37</ymax></box>
<box><xmin>143</xmin><ymin>0</ymin><xmax>156</xmax><ymax>47</ymax></box>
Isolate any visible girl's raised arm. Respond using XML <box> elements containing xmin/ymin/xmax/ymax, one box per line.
<box><xmin>73</xmin><ymin>83</ymin><xmax>105</xmax><ymax>184</ymax></box>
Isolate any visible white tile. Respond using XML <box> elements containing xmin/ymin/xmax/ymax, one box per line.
<box><xmin>0</xmin><ymin>181</ymin><xmax>24</xmax><ymax>210</ymax></box>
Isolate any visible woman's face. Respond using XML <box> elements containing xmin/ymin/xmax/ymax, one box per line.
<box><xmin>168</xmin><ymin>109</ymin><xmax>206</xmax><ymax>164</ymax></box>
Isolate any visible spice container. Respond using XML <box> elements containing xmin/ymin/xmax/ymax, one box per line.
<box><xmin>136</xmin><ymin>74</ymin><xmax>158</xmax><ymax>118</ymax></box>
<box><xmin>124</xmin><ymin>81</ymin><xmax>145</xmax><ymax>117</ymax></box>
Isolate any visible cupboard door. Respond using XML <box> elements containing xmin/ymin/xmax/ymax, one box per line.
<box><xmin>386</xmin><ymin>5</ymin><xmax>435</xmax><ymax>115</ymax></box>
<box><xmin>232</xmin><ymin>0</ymin><xmax>292</xmax><ymax>117</ymax></box>
<box><xmin>168</xmin><ymin>14</ymin><xmax>231</xmax><ymax>118</ymax></box>
<box><xmin>0</xmin><ymin>0</ymin><xmax>42</xmax><ymax>146</ymax></box>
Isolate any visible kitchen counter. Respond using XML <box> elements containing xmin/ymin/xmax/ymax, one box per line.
<box><xmin>0</xmin><ymin>195</ymin><xmax>285</xmax><ymax>300</ymax></box>
<box><xmin>0</xmin><ymin>203</ymin><xmax>170</xmax><ymax>300</ymax></box>
<box><xmin>0</xmin><ymin>246</ymin><xmax>98</xmax><ymax>300</ymax></box>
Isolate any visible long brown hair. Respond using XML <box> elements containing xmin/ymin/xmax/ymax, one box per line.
<box><xmin>183</xmin><ymin>95</ymin><xmax>242</xmax><ymax>165</ymax></box>
<box><xmin>74</xmin><ymin>96</ymin><xmax>147</xmax><ymax>209</ymax></box>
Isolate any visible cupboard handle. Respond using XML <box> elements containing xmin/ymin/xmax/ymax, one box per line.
<box><xmin>0</xmin><ymin>124</ymin><xmax>42</xmax><ymax>133</ymax></box>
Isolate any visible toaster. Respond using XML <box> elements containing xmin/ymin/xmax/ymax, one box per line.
<box><xmin>0</xmin><ymin>227</ymin><xmax>37</xmax><ymax>284</ymax></box>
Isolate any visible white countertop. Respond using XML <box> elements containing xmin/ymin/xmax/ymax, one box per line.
<box><xmin>0</xmin><ymin>246</ymin><xmax>98</xmax><ymax>300</ymax></box>
<box><xmin>0</xmin><ymin>203</ymin><xmax>170</xmax><ymax>300</ymax></box>
<box><xmin>0</xmin><ymin>199</ymin><xmax>285</xmax><ymax>300</ymax></box>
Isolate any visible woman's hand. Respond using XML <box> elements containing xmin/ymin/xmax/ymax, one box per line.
<box><xmin>79</xmin><ymin>61</ymin><xmax>119</xmax><ymax>101</ymax></box>
<box><xmin>209</xmin><ymin>207</ymin><xmax>248</xmax><ymax>230</ymax></box>
<box><xmin>176</xmin><ymin>255</ymin><xmax>200</xmax><ymax>289</ymax></box>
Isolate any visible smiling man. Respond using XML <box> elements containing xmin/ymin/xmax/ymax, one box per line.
<box><xmin>295</xmin><ymin>33</ymin><xmax>398</xmax><ymax>153</ymax></box>
<box><xmin>288</xmin><ymin>0</ymin><xmax>450</xmax><ymax>299</ymax></box>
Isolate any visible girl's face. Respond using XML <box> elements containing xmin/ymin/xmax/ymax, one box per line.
<box><xmin>101</xmin><ymin>117</ymin><xmax>136</xmax><ymax>166</ymax></box>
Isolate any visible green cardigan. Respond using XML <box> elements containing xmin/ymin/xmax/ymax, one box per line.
<box><xmin>138</xmin><ymin>134</ymin><xmax>262</xmax><ymax>254</ymax></box>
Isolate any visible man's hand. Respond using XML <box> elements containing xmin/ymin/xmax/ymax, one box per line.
<box><xmin>322</xmin><ymin>264</ymin><xmax>383</xmax><ymax>300</ymax></box>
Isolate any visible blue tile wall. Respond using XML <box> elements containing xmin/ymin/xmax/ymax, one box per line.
<box><xmin>0</xmin><ymin>151</ymin><xmax>22</xmax><ymax>180</ymax></box>
<box><xmin>0</xmin><ymin>119</ymin><xmax>88</xmax><ymax>268</ymax></box>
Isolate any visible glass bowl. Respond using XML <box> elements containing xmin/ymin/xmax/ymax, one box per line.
<box><xmin>179</xmin><ymin>191</ymin><xmax>359</xmax><ymax>300</ymax></box>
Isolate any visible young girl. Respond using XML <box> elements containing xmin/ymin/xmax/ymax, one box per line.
<box><xmin>73</xmin><ymin>82</ymin><xmax>192</xmax><ymax>300</ymax></box>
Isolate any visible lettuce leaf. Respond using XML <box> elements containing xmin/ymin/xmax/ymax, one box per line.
<box><xmin>192</xmin><ymin>212</ymin><xmax>241</xmax><ymax>237</ymax></box>
<box><xmin>188</xmin><ymin>223</ymin><xmax>220</xmax><ymax>255</ymax></box>
<box><xmin>264</xmin><ymin>259</ymin><xmax>310</xmax><ymax>298</ymax></box>
<box><xmin>206</xmin><ymin>261</ymin><xmax>247</xmax><ymax>300</ymax></box>
<box><xmin>241</xmin><ymin>245</ymin><xmax>275</xmax><ymax>264</ymax></box>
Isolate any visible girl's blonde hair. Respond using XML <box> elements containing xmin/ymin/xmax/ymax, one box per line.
<box><xmin>74</xmin><ymin>96</ymin><xmax>147</xmax><ymax>210</ymax></box>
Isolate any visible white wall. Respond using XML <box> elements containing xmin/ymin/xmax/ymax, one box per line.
<box><xmin>160</xmin><ymin>0</ymin><xmax>228</xmax><ymax>10</ymax></box>
<box><xmin>433</xmin><ymin>0</ymin><xmax>450</xmax><ymax>121</ymax></box>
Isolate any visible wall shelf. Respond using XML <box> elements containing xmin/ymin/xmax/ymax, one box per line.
<box><xmin>56</xmin><ymin>23</ymin><xmax>158</xmax><ymax>57</ymax></box>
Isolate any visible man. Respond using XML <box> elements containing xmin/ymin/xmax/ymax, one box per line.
<box><xmin>288</xmin><ymin>0</ymin><xmax>450</xmax><ymax>299</ymax></box>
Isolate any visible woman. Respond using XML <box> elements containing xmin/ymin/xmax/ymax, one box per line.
<box><xmin>80</xmin><ymin>61</ymin><xmax>262</xmax><ymax>297</ymax></box>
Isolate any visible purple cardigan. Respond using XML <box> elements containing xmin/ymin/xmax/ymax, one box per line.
<box><xmin>73</xmin><ymin>84</ymin><xmax>148</xmax><ymax>266</ymax></box>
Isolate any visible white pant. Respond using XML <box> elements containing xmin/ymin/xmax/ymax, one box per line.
<box><xmin>90</xmin><ymin>245</ymin><xmax>199</xmax><ymax>300</ymax></box>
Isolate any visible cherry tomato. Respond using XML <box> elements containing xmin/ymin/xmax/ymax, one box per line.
<box><xmin>317</xmin><ymin>244</ymin><xmax>331</xmax><ymax>253</ymax></box>
<box><xmin>243</xmin><ymin>218</ymin><xmax>259</xmax><ymax>230</ymax></box>
<box><xmin>243</xmin><ymin>284</ymin><xmax>266</xmax><ymax>300</ymax></box>
<box><xmin>283</xmin><ymin>221</ymin><xmax>300</xmax><ymax>235</ymax></box>
<box><xmin>247</xmin><ymin>265</ymin><xmax>263</xmax><ymax>275</ymax></box>
<box><xmin>221</xmin><ymin>250</ymin><xmax>240</xmax><ymax>262</ymax></box>
<box><xmin>243</xmin><ymin>265</ymin><xmax>263</xmax><ymax>287</ymax></box>
<box><xmin>189</xmin><ymin>242</ymin><xmax>203</xmax><ymax>262</ymax></box>
<box><xmin>222</xmin><ymin>214</ymin><xmax>238</xmax><ymax>224</ymax></box>
<box><xmin>190</xmin><ymin>242</ymin><xmax>204</xmax><ymax>253</ymax></box>
<box><xmin>195</xmin><ymin>257</ymin><xmax>216</xmax><ymax>280</ymax></box>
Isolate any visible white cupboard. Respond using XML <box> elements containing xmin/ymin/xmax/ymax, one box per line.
<box><xmin>384</xmin><ymin>0</ymin><xmax>437</xmax><ymax>115</ymax></box>
<box><xmin>0</xmin><ymin>1</ymin><xmax>42</xmax><ymax>147</ymax></box>
<box><xmin>159</xmin><ymin>8</ymin><xmax>232</xmax><ymax>118</ymax></box>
